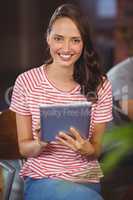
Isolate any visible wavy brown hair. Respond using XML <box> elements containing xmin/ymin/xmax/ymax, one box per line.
<box><xmin>45</xmin><ymin>4</ymin><xmax>106</xmax><ymax>102</ymax></box>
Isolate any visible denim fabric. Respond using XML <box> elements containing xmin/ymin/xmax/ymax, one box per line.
<box><xmin>24</xmin><ymin>177</ymin><xmax>104</xmax><ymax>200</ymax></box>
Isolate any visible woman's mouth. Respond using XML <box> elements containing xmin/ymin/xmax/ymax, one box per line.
<box><xmin>58</xmin><ymin>53</ymin><xmax>73</xmax><ymax>61</ymax></box>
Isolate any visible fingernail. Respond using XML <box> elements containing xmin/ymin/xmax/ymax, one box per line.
<box><xmin>59</xmin><ymin>131</ymin><xmax>63</xmax><ymax>135</ymax></box>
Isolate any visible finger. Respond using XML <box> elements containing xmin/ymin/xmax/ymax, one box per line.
<box><xmin>56</xmin><ymin>136</ymin><xmax>76</xmax><ymax>151</ymax></box>
<box><xmin>34</xmin><ymin>131</ymin><xmax>48</xmax><ymax>145</ymax></box>
<box><xmin>58</xmin><ymin>132</ymin><xmax>76</xmax><ymax>143</ymax></box>
<box><xmin>34</xmin><ymin>121</ymin><xmax>41</xmax><ymax>140</ymax></box>
<box><xmin>35</xmin><ymin>127</ymin><xmax>41</xmax><ymax>133</ymax></box>
<box><xmin>34</xmin><ymin>128</ymin><xmax>41</xmax><ymax>144</ymax></box>
<box><xmin>69</xmin><ymin>127</ymin><xmax>83</xmax><ymax>141</ymax></box>
<box><xmin>35</xmin><ymin>124</ymin><xmax>41</xmax><ymax>133</ymax></box>
<box><xmin>39</xmin><ymin>141</ymin><xmax>49</xmax><ymax>148</ymax></box>
<box><xmin>34</xmin><ymin>133</ymin><xmax>41</xmax><ymax>144</ymax></box>
<box><xmin>35</xmin><ymin>120</ymin><xmax>41</xmax><ymax>133</ymax></box>
<box><xmin>57</xmin><ymin>132</ymin><xmax>82</xmax><ymax>151</ymax></box>
<box><xmin>75</xmin><ymin>140</ymin><xmax>82</xmax><ymax>150</ymax></box>
<box><xmin>37</xmin><ymin>121</ymin><xmax>40</xmax><ymax>127</ymax></box>
<box><xmin>34</xmin><ymin>129</ymin><xmax>40</xmax><ymax>141</ymax></box>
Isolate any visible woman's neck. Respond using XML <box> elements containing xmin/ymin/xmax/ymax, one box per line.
<box><xmin>45</xmin><ymin>63</ymin><xmax>74</xmax><ymax>83</ymax></box>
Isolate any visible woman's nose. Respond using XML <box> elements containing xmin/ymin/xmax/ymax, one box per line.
<box><xmin>62</xmin><ymin>40</ymin><xmax>71</xmax><ymax>51</ymax></box>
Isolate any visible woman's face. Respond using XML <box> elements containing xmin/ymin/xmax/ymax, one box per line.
<box><xmin>47</xmin><ymin>17</ymin><xmax>83</xmax><ymax>68</ymax></box>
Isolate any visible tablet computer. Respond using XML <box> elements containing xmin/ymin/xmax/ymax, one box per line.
<box><xmin>40</xmin><ymin>102</ymin><xmax>92</xmax><ymax>142</ymax></box>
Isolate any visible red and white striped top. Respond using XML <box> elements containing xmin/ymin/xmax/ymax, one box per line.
<box><xmin>10</xmin><ymin>65</ymin><xmax>113</xmax><ymax>183</ymax></box>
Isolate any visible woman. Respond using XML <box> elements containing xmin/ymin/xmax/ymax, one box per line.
<box><xmin>10</xmin><ymin>4</ymin><xmax>112</xmax><ymax>200</ymax></box>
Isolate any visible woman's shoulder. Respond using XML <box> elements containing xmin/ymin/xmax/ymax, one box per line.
<box><xmin>18</xmin><ymin>65</ymin><xmax>43</xmax><ymax>78</ymax></box>
<box><xmin>15</xmin><ymin>65</ymin><xmax>44</xmax><ymax>84</ymax></box>
<box><xmin>97</xmin><ymin>76</ymin><xmax>112</xmax><ymax>97</ymax></box>
<box><xmin>102</xmin><ymin>76</ymin><xmax>112</xmax><ymax>87</ymax></box>
<box><xmin>98</xmin><ymin>76</ymin><xmax>112</xmax><ymax>90</ymax></box>
<box><xmin>13</xmin><ymin>65</ymin><xmax>45</xmax><ymax>93</ymax></box>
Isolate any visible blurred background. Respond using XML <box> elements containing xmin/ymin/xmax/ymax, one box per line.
<box><xmin>0</xmin><ymin>0</ymin><xmax>133</xmax><ymax>110</ymax></box>
<box><xmin>0</xmin><ymin>0</ymin><xmax>133</xmax><ymax>200</ymax></box>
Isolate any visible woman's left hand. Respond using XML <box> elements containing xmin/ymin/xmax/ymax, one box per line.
<box><xmin>56</xmin><ymin>127</ymin><xmax>95</xmax><ymax>156</ymax></box>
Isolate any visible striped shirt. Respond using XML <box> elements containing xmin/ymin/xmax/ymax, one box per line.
<box><xmin>10</xmin><ymin>65</ymin><xmax>113</xmax><ymax>183</ymax></box>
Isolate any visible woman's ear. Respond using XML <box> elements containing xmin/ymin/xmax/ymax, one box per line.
<box><xmin>46</xmin><ymin>34</ymin><xmax>50</xmax><ymax>46</ymax></box>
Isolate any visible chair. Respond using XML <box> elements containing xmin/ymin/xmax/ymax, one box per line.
<box><xmin>0</xmin><ymin>160</ymin><xmax>16</xmax><ymax>200</ymax></box>
<box><xmin>0</xmin><ymin>109</ymin><xmax>23</xmax><ymax>200</ymax></box>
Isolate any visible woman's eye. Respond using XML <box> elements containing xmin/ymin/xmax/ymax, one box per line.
<box><xmin>72</xmin><ymin>39</ymin><xmax>81</xmax><ymax>44</ymax></box>
<box><xmin>54</xmin><ymin>37</ymin><xmax>63</xmax><ymax>42</ymax></box>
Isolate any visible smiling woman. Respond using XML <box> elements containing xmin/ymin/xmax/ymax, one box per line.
<box><xmin>9</xmin><ymin>3</ymin><xmax>112</xmax><ymax>200</ymax></box>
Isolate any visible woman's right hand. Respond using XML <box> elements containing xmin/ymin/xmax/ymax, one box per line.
<box><xmin>19</xmin><ymin>122</ymin><xmax>48</xmax><ymax>158</ymax></box>
<box><xmin>16</xmin><ymin>114</ymin><xmax>48</xmax><ymax>158</ymax></box>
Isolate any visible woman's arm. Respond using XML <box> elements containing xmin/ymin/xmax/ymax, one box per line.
<box><xmin>16</xmin><ymin>113</ymin><xmax>47</xmax><ymax>158</ymax></box>
<box><xmin>89</xmin><ymin>122</ymin><xmax>106</xmax><ymax>157</ymax></box>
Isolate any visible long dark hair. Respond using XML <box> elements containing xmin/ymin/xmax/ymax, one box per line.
<box><xmin>45</xmin><ymin>4</ymin><xmax>106</xmax><ymax>102</ymax></box>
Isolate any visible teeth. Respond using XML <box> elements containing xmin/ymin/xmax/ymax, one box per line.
<box><xmin>60</xmin><ymin>54</ymin><xmax>71</xmax><ymax>58</ymax></box>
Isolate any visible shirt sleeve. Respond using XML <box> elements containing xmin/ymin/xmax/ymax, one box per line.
<box><xmin>9</xmin><ymin>74</ymin><xmax>31</xmax><ymax>115</ymax></box>
<box><xmin>93</xmin><ymin>79</ymin><xmax>113</xmax><ymax>123</ymax></box>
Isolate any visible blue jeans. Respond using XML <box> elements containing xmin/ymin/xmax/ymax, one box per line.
<box><xmin>24</xmin><ymin>177</ymin><xmax>104</xmax><ymax>200</ymax></box>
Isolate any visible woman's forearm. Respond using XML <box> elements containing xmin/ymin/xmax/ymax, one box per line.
<box><xmin>91</xmin><ymin>142</ymin><xmax>102</xmax><ymax>157</ymax></box>
<box><xmin>19</xmin><ymin>140</ymin><xmax>47</xmax><ymax>158</ymax></box>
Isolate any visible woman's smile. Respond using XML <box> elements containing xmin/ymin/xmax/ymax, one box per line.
<box><xmin>57</xmin><ymin>52</ymin><xmax>74</xmax><ymax>62</ymax></box>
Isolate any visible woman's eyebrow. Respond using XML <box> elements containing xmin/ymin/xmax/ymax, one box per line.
<box><xmin>71</xmin><ymin>36</ymin><xmax>82</xmax><ymax>39</ymax></box>
<box><xmin>53</xmin><ymin>34</ymin><xmax>63</xmax><ymax>37</ymax></box>
<box><xmin>53</xmin><ymin>34</ymin><xmax>81</xmax><ymax>39</ymax></box>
